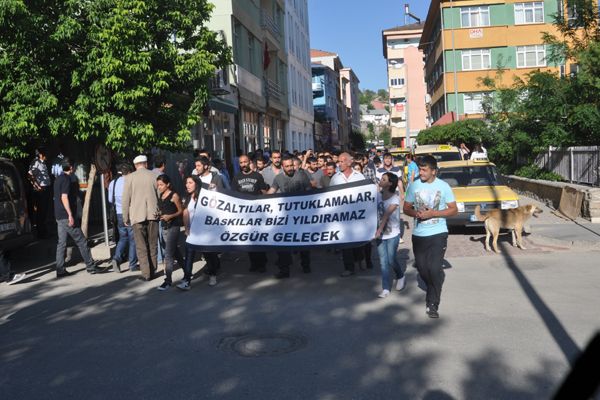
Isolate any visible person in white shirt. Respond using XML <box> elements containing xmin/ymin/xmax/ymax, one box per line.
<box><xmin>470</xmin><ymin>144</ymin><xmax>487</xmax><ymax>160</ymax></box>
<box><xmin>330</xmin><ymin>153</ymin><xmax>366</xmax><ymax>277</ymax></box>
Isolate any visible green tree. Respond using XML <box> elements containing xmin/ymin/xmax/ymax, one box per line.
<box><xmin>377</xmin><ymin>89</ymin><xmax>389</xmax><ymax>102</ymax></box>
<box><xmin>0</xmin><ymin>0</ymin><xmax>231</xmax><ymax>158</ymax></box>
<box><xmin>359</xmin><ymin>89</ymin><xmax>376</xmax><ymax>105</ymax></box>
<box><xmin>380</xmin><ymin>126</ymin><xmax>391</xmax><ymax>146</ymax></box>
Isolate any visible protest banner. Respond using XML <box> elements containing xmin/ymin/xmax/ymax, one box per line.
<box><xmin>186</xmin><ymin>180</ymin><xmax>378</xmax><ymax>251</ymax></box>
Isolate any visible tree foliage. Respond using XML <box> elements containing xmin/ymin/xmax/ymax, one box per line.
<box><xmin>0</xmin><ymin>0</ymin><xmax>231</xmax><ymax>158</ymax></box>
<box><xmin>359</xmin><ymin>89</ymin><xmax>377</xmax><ymax>105</ymax></box>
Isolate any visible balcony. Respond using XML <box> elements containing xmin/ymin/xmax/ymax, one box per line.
<box><xmin>261</xmin><ymin>11</ymin><xmax>281</xmax><ymax>38</ymax></box>
<box><xmin>312</xmin><ymin>81</ymin><xmax>323</xmax><ymax>92</ymax></box>
<box><xmin>265</xmin><ymin>79</ymin><xmax>283</xmax><ymax>101</ymax></box>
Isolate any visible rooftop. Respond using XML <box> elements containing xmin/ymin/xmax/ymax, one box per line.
<box><xmin>310</xmin><ymin>49</ymin><xmax>338</xmax><ymax>58</ymax></box>
<box><xmin>382</xmin><ymin>22</ymin><xmax>424</xmax><ymax>33</ymax></box>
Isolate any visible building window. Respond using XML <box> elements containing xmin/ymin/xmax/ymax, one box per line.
<box><xmin>390</xmin><ymin>78</ymin><xmax>405</xmax><ymax>87</ymax></box>
<box><xmin>462</xmin><ymin>49</ymin><xmax>491</xmax><ymax>70</ymax></box>
<box><xmin>460</xmin><ymin>6</ymin><xmax>490</xmax><ymax>28</ymax></box>
<box><xmin>516</xmin><ymin>45</ymin><xmax>546</xmax><ymax>68</ymax></box>
<box><xmin>515</xmin><ymin>2</ymin><xmax>544</xmax><ymax>24</ymax></box>
<box><xmin>248</xmin><ymin>35</ymin><xmax>256</xmax><ymax>73</ymax></box>
<box><xmin>464</xmin><ymin>93</ymin><xmax>484</xmax><ymax>114</ymax></box>
<box><xmin>233</xmin><ymin>20</ymin><xmax>241</xmax><ymax>60</ymax></box>
<box><xmin>388</xmin><ymin>58</ymin><xmax>405</xmax><ymax>69</ymax></box>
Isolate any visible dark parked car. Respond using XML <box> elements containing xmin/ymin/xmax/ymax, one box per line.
<box><xmin>0</xmin><ymin>157</ymin><xmax>33</xmax><ymax>251</ymax></box>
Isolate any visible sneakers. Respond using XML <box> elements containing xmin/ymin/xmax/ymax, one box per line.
<box><xmin>208</xmin><ymin>275</ymin><xmax>217</xmax><ymax>286</ymax></box>
<box><xmin>56</xmin><ymin>270</ymin><xmax>73</xmax><ymax>279</ymax></box>
<box><xmin>111</xmin><ymin>259</ymin><xmax>121</xmax><ymax>273</ymax></box>
<box><xmin>157</xmin><ymin>280</ymin><xmax>171</xmax><ymax>291</ymax></box>
<box><xmin>176</xmin><ymin>280</ymin><xmax>191</xmax><ymax>291</ymax></box>
<box><xmin>378</xmin><ymin>289</ymin><xmax>390</xmax><ymax>298</ymax></box>
<box><xmin>86</xmin><ymin>265</ymin><xmax>104</xmax><ymax>275</ymax></box>
<box><xmin>7</xmin><ymin>273</ymin><xmax>26</xmax><ymax>285</ymax></box>
<box><xmin>426</xmin><ymin>304</ymin><xmax>439</xmax><ymax>319</ymax></box>
<box><xmin>395</xmin><ymin>276</ymin><xmax>406</xmax><ymax>291</ymax></box>
<box><xmin>340</xmin><ymin>270</ymin><xmax>355</xmax><ymax>277</ymax></box>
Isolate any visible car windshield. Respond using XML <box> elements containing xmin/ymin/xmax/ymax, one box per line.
<box><xmin>392</xmin><ymin>154</ymin><xmax>406</xmax><ymax>164</ymax></box>
<box><xmin>438</xmin><ymin>165</ymin><xmax>502</xmax><ymax>187</ymax></box>
<box><xmin>431</xmin><ymin>152</ymin><xmax>462</xmax><ymax>162</ymax></box>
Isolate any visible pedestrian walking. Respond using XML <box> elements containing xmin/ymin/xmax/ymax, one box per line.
<box><xmin>403</xmin><ymin>155</ymin><xmax>458</xmax><ymax>318</ymax></box>
<box><xmin>329</xmin><ymin>152</ymin><xmax>365</xmax><ymax>277</ymax></box>
<box><xmin>28</xmin><ymin>147</ymin><xmax>52</xmax><ymax>238</ymax></box>
<box><xmin>232</xmin><ymin>154</ymin><xmax>269</xmax><ymax>273</ymax></box>
<box><xmin>53</xmin><ymin>158</ymin><xmax>102</xmax><ymax>278</ymax></box>
<box><xmin>406</xmin><ymin>153</ymin><xmax>419</xmax><ymax>186</ymax></box>
<box><xmin>177</xmin><ymin>175</ymin><xmax>220</xmax><ymax>290</ymax></box>
<box><xmin>156</xmin><ymin>174</ymin><xmax>184</xmax><ymax>291</ymax></box>
<box><xmin>122</xmin><ymin>155</ymin><xmax>160</xmax><ymax>281</ymax></box>
<box><xmin>267</xmin><ymin>154</ymin><xmax>312</xmax><ymax>278</ymax></box>
<box><xmin>261</xmin><ymin>150</ymin><xmax>282</xmax><ymax>187</ymax></box>
<box><xmin>374</xmin><ymin>172</ymin><xmax>405</xmax><ymax>298</ymax></box>
<box><xmin>109</xmin><ymin>163</ymin><xmax>139</xmax><ymax>273</ymax></box>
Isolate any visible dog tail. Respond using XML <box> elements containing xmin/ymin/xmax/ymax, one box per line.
<box><xmin>474</xmin><ymin>205</ymin><xmax>487</xmax><ymax>221</ymax></box>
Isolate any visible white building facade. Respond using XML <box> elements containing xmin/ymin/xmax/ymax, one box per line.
<box><xmin>284</xmin><ymin>0</ymin><xmax>314</xmax><ymax>152</ymax></box>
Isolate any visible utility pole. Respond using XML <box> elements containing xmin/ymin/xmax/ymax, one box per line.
<box><xmin>403</xmin><ymin>3</ymin><xmax>421</xmax><ymax>148</ymax></box>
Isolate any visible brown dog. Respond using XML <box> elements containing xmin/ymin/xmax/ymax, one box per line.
<box><xmin>474</xmin><ymin>204</ymin><xmax>543</xmax><ymax>253</ymax></box>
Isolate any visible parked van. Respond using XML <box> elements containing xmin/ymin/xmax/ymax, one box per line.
<box><xmin>0</xmin><ymin>158</ymin><xmax>33</xmax><ymax>251</ymax></box>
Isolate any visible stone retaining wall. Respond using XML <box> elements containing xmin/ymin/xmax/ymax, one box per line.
<box><xmin>506</xmin><ymin>175</ymin><xmax>600</xmax><ymax>223</ymax></box>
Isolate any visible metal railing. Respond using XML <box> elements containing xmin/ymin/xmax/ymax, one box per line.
<box><xmin>265</xmin><ymin>79</ymin><xmax>283</xmax><ymax>101</ymax></box>
<box><xmin>534</xmin><ymin>146</ymin><xmax>600</xmax><ymax>186</ymax></box>
<box><xmin>261</xmin><ymin>11</ymin><xmax>281</xmax><ymax>37</ymax></box>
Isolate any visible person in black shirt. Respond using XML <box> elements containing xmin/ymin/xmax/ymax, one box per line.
<box><xmin>267</xmin><ymin>155</ymin><xmax>312</xmax><ymax>279</ymax></box>
<box><xmin>53</xmin><ymin>158</ymin><xmax>101</xmax><ymax>278</ymax></box>
<box><xmin>156</xmin><ymin>174</ymin><xmax>184</xmax><ymax>290</ymax></box>
<box><xmin>232</xmin><ymin>154</ymin><xmax>269</xmax><ymax>273</ymax></box>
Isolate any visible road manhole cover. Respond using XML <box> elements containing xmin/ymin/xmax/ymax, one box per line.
<box><xmin>217</xmin><ymin>333</ymin><xmax>307</xmax><ymax>357</ymax></box>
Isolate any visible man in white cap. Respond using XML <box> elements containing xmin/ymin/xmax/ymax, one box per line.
<box><xmin>122</xmin><ymin>155</ymin><xmax>160</xmax><ymax>281</ymax></box>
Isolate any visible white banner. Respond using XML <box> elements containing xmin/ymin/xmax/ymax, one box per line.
<box><xmin>186</xmin><ymin>180</ymin><xmax>377</xmax><ymax>251</ymax></box>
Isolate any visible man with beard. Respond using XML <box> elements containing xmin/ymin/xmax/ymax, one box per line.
<box><xmin>267</xmin><ymin>154</ymin><xmax>312</xmax><ymax>279</ymax></box>
<box><xmin>304</xmin><ymin>155</ymin><xmax>324</xmax><ymax>189</ymax></box>
<box><xmin>254</xmin><ymin>155</ymin><xmax>267</xmax><ymax>173</ymax></box>
<box><xmin>320</xmin><ymin>161</ymin><xmax>337</xmax><ymax>188</ymax></box>
<box><xmin>261</xmin><ymin>150</ymin><xmax>282</xmax><ymax>187</ymax></box>
<box><xmin>232</xmin><ymin>155</ymin><xmax>269</xmax><ymax>273</ymax></box>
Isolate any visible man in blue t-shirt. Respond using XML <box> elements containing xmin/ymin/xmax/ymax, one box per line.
<box><xmin>404</xmin><ymin>155</ymin><xmax>457</xmax><ymax>319</ymax></box>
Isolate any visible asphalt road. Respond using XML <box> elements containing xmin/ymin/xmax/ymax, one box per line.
<box><xmin>1</xmin><ymin>239</ymin><xmax>599</xmax><ymax>399</ymax></box>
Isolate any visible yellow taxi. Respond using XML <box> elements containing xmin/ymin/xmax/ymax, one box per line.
<box><xmin>414</xmin><ymin>144</ymin><xmax>463</xmax><ymax>162</ymax></box>
<box><xmin>388</xmin><ymin>147</ymin><xmax>410</xmax><ymax>168</ymax></box>
<box><xmin>436</xmin><ymin>159</ymin><xmax>520</xmax><ymax>226</ymax></box>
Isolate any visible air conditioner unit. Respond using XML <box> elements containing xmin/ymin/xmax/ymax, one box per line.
<box><xmin>209</xmin><ymin>69</ymin><xmax>231</xmax><ymax>95</ymax></box>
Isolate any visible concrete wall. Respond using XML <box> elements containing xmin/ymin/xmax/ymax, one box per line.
<box><xmin>506</xmin><ymin>175</ymin><xmax>600</xmax><ymax>223</ymax></box>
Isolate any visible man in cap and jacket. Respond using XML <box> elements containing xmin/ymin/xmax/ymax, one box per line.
<box><xmin>122</xmin><ymin>155</ymin><xmax>160</xmax><ymax>281</ymax></box>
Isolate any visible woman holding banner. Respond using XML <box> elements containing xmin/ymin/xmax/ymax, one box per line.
<box><xmin>374</xmin><ymin>172</ymin><xmax>406</xmax><ymax>298</ymax></box>
<box><xmin>177</xmin><ymin>176</ymin><xmax>220</xmax><ymax>291</ymax></box>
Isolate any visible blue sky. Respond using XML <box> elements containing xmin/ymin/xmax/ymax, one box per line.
<box><xmin>308</xmin><ymin>0</ymin><xmax>430</xmax><ymax>91</ymax></box>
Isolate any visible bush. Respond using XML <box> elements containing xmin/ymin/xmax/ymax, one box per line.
<box><xmin>515</xmin><ymin>164</ymin><xmax>563</xmax><ymax>181</ymax></box>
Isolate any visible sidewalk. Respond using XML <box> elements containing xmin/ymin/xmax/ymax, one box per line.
<box><xmin>519</xmin><ymin>195</ymin><xmax>600</xmax><ymax>249</ymax></box>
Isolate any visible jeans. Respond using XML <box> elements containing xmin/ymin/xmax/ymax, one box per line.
<box><xmin>157</xmin><ymin>221</ymin><xmax>164</xmax><ymax>263</ymax></box>
<box><xmin>162</xmin><ymin>225</ymin><xmax>183</xmax><ymax>283</ymax></box>
<box><xmin>182</xmin><ymin>245</ymin><xmax>219</xmax><ymax>281</ymax></box>
<box><xmin>376</xmin><ymin>235</ymin><xmax>404</xmax><ymax>291</ymax></box>
<box><xmin>114</xmin><ymin>214</ymin><xmax>138</xmax><ymax>269</ymax></box>
<box><xmin>56</xmin><ymin>219</ymin><xmax>94</xmax><ymax>272</ymax></box>
<box><xmin>412</xmin><ymin>233</ymin><xmax>448</xmax><ymax>308</ymax></box>
<box><xmin>33</xmin><ymin>186</ymin><xmax>52</xmax><ymax>237</ymax></box>
<box><xmin>276</xmin><ymin>251</ymin><xmax>310</xmax><ymax>274</ymax></box>
<box><xmin>132</xmin><ymin>220</ymin><xmax>159</xmax><ymax>280</ymax></box>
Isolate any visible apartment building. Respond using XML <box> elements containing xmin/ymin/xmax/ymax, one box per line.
<box><xmin>206</xmin><ymin>0</ymin><xmax>288</xmax><ymax>160</ymax></box>
<box><xmin>311</xmin><ymin>62</ymin><xmax>340</xmax><ymax>149</ymax></box>
<box><xmin>420</xmin><ymin>0</ymin><xmax>564</xmax><ymax>125</ymax></box>
<box><xmin>382</xmin><ymin>23</ymin><xmax>428</xmax><ymax>148</ymax></box>
<box><xmin>310</xmin><ymin>49</ymin><xmax>361</xmax><ymax>150</ymax></box>
<box><xmin>284</xmin><ymin>0</ymin><xmax>314</xmax><ymax>152</ymax></box>
<box><xmin>340</xmin><ymin>68</ymin><xmax>361</xmax><ymax>133</ymax></box>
